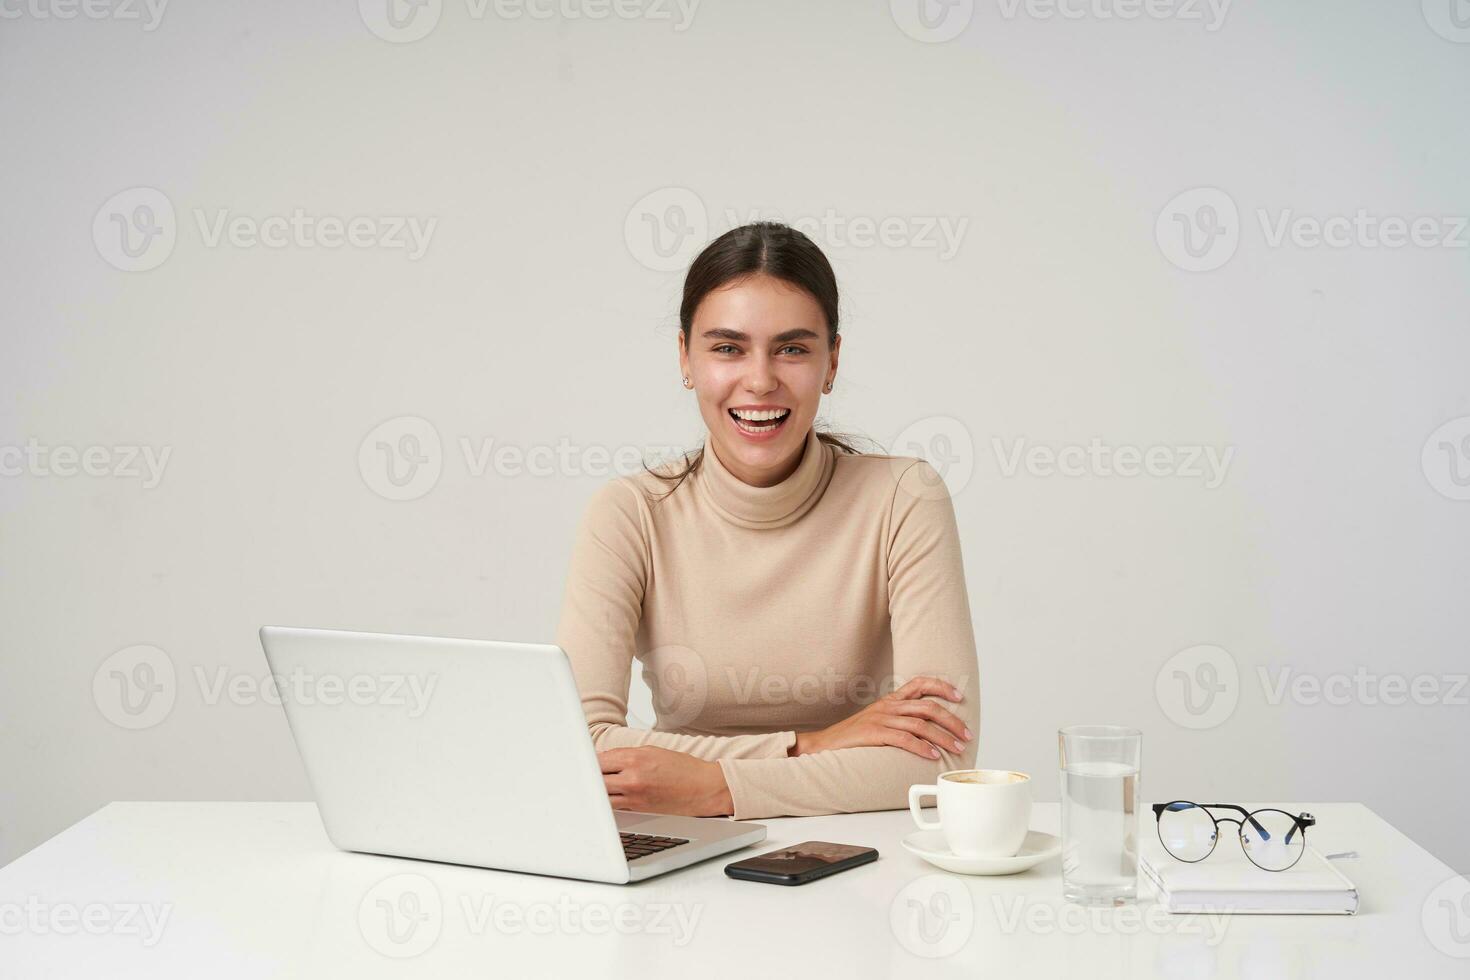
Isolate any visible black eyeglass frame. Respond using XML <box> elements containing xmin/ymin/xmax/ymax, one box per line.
<box><xmin>1151</xmin><ymin>801</ymin><xmax>1317</xmax><ymax>872</ymax></box>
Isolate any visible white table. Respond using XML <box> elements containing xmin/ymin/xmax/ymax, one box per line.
<box><xmin>0</xmin><ymin>802</ymin><xmax>1464</xmax><ymax>978</ymax></box>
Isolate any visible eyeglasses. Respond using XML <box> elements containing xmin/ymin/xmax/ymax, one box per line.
<box><xmin>1152</xmin><ymin>801</ymin><xmax>1316</xmax><ymax>872</ymax></box>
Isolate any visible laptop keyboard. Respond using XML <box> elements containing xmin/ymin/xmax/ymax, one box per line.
<box><xmin>620</xmin><ymin>832</ymin><xmax>691</xmax><ymax>861</ymax></box>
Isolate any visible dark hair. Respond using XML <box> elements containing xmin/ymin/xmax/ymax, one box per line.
<box><xmin>644</xmin><ymin>221</ymin><xmax>870</xmax><ymax>496</ymax></box>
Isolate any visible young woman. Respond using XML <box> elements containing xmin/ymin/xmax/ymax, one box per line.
<box><xmin>554</xmin><ymin>222</ymin><xmax>980</xmax><ymax>821</ymax></box>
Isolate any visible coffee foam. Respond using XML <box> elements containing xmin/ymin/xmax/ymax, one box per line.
<box><xmin>942</xmin><ymin>769</ymin><xmax>1029</xmax><ymax>786</ymax></box>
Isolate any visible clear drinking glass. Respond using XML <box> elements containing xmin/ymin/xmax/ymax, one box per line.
<box><xmin>1059</xmin><ymin>725</ymin><xmax>1142</xmax><ymax>906</ymax></box>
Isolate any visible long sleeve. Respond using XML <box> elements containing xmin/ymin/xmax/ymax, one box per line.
<box><xmin>716</xmin><ymin>459</ymin><xmax>981</xmax><ymax>818</ymax></box>
<box><xmin>554</xmin><ymin>478</ymin><xmax>797</xmax><ymax>761</ymax></box>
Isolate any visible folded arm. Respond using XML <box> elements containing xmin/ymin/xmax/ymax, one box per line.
<box><xmin>717</xmin><ymin>459</ymin><xmax>981</xmax><ymax>819</ymax></box>
<box><xmin>555</xmin><ymin>478</ymin><xmax>797</xmax><ymax>763</ymax></box>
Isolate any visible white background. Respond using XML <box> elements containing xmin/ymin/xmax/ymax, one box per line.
<box><xmin>1</xmin><ymin>0</ymin><xmax>1467</xmax><ymax>872</ymax></box>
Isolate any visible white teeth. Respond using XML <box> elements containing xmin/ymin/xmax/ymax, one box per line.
<box><xmin>731</xmin><ymin>408</ymin><xmax>790</xmax><ymax>421</ymax></box>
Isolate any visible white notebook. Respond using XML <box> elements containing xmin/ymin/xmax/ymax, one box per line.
<box><xmin>1140</xmin><ymin>832</ymin><xmax>1358</xmax><ymax>914</ymax></box>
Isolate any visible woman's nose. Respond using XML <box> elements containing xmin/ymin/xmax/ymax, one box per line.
<box><xmin>743</xmin><ymin>356</ymin><xmax>778</xmax><ymax>393</ymax></box>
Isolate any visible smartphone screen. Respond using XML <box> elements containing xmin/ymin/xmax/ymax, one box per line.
<box><xmin>726</xmin><ymin>841</ymin><xmax>878</xmax><ymax>884</ymax></box>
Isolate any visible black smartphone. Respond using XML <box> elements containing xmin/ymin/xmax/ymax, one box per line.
<box><xmin>724</xmin><ymin>841</ymin><xmax>878</xmax><ymax>885</ymax></box>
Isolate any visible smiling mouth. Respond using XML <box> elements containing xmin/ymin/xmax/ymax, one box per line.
<box><xmin>728</xmin><ymin>408</ymin><xmax>792</xmax><ymax>435</ymax></box>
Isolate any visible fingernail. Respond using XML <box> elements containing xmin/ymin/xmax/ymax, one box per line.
<box><xmin>952</xmin><ymin>740</ymin><xmax>964</xmax><ymax>752</ymax></box>
<box><xmin>963</xmin><ymin>727</ymin><xmax>973</xmax><ymax>740</ymax></box>
<box><xmin>929</xmin><ymin>747</ymin><xmax>940</xmax><ymax>759</ymax></box>
<box><xmin>950</xmin><ymin>687</ymin><xmax>962</xmax><ymax>699</ymax></box>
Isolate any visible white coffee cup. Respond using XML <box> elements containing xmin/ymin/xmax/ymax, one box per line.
<box><xmin>908</xmin><ymin>769</ymin><xmax>1032</xmax><ymax>858</ymax></box>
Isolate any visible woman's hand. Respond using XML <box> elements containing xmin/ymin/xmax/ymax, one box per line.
<box><xmin>789</xmin><ymin>675</ymin><xmax>972</xmax><ymax>760</ymax></box>
<box><xmin>598</xmin><ymin>746</ymin><xmax>734</xmax><ymax>817</ymax></box>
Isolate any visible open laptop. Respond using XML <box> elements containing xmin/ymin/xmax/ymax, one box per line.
<box><xmin>258</xmin><ymin>626</ymin><xmax>766</xmax><ymax>883</ymax></box>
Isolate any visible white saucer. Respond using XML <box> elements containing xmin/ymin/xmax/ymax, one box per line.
<box><xmin>901</xmin><ymin>829</ymin><xmax>1062</xmax><ymax>876</ymax></box>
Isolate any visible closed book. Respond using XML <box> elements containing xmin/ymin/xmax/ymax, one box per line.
<box><xmin>1139</xmin><ymin>832</ymin><xmax>1358</xmax><ymax>914</ymax></box>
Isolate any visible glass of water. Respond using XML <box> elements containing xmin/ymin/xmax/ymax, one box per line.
<box><xmin>1059</xmin><ymin>725</ymin><xmax>1142</xmax><ymax>906</ymax></box>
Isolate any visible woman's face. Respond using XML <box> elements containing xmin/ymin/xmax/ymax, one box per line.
<box><xmin>678</xmin><ymin>274</ymin><xmax>840</xmax><ymax>488</ymax></box>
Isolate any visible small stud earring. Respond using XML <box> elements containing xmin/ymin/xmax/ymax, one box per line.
<box><xmin>682</xmin><ymin>377</ymin><xmax>692</xmax><ymax>388</ymax></box>
<box><xmin>823</xmin><ymin>381</ymin><xmax>833</xmax><ymax>393</ymax></box>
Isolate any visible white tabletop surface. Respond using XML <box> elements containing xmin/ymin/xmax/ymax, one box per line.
<box><xmin>1</xmin><ymin>801</ymin><xmax>1465</xmax><ymax>978</ymax></box>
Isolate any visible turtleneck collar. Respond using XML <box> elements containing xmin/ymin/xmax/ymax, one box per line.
<box><xmin>695</xmin><ymin>425</ymin><xmax>836</xmax><ymax>530</ymax></box>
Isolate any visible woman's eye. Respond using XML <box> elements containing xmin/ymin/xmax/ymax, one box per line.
<box><xmin>710</xmin><ymin>343</ymin><xmax>806</xmax><ymax>355</ymax></box>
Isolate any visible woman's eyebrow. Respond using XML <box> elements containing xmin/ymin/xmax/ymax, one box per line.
<box><xmin>701</xmin><ymin>327</ymin><xmax>821</xmax><ymax>342</ymax></box>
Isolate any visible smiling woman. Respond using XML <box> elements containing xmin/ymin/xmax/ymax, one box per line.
<box><xmin>666</xmin><ymin>221</ymin><xmax>859</xmax><ymax>487</ymax></box>
<box><xmin>554</xmin><ymin>222</ymin><xmax>981</xmax><ymax>820</ymax></box>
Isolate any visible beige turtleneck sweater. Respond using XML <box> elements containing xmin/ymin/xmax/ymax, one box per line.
<box><xmin>553</xmin><ymin>425</ymin><xmax>980</xmax><ymax>820</ymax></box>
